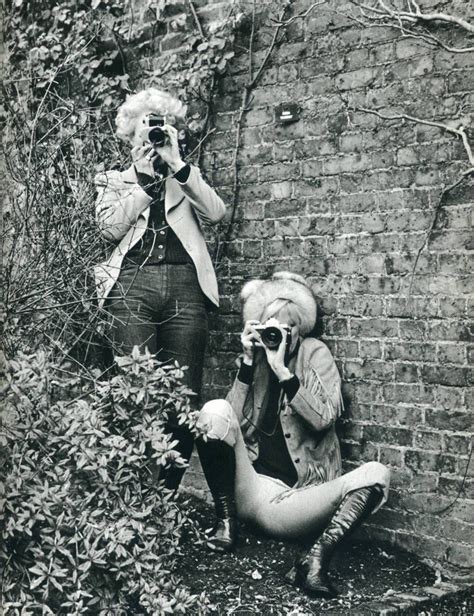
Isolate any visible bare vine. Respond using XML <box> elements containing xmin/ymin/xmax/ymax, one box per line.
<box><xmin>214</xmin><ymin>0</ymin><xmax>296</xmax><ymax>266</ymax></box>
<box><xmin>350</xmin><ymin>0</ymin><xmax>474</xmax><ymax>53</ymax></box>
<box><xmin>271</xmin><ymin>0</ymin><xmax>327</xmax><ymax>26</ymax></box>
<box><xmin>339</xmin><ymin>1</ymin><xmax>473</xmax><ymax>296</ymax></box>
<box><xmin>2</xmin><ymin>0</ymin><xmax>242</xmax><ymax>365</ymax></box>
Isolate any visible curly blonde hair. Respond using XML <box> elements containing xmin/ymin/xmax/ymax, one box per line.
<box><xmin>115</xmin><ymin>88</ymin><xmax>187</xmax><ymax>144</ymax></box>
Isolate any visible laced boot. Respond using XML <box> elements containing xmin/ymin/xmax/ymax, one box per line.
<box><xmin>295</xmin><ymin>486</ymin><xmax>383</xmax><ymax>598</ymax></box>
<box><xmin>196</xmin><ymin>438</ymin><xmax>237</xmax><ymax>552</ymax></box>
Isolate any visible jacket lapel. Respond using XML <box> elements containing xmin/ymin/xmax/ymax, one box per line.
<box><xmin>121</xmin><ymin>165</ymin><xmax>139</xmax><ymax>184</ymax></box>
<box><xmin>252</xmin><ymin>353</ymin><xmax>270</xmax><ymax>421</ymax></box>
<box><xmin>121</xmin><ymin>164</ymin><xmax>184</xmax><ymax>213</ymax></box>
<box><xmin>165</xmin><ymin>176</ymin><xmax>185</xmax><ymax>214</ymax></box>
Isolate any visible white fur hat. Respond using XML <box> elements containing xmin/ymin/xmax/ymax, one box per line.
<box><xmin>240</xmin><ymin>271</ymin><xmax>317</xmax><ymax>336</ymax></box>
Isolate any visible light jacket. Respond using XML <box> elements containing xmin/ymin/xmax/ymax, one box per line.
<box><xmin>94</xmin><ymin>164</ymin><xmax>226</xmax><ymax>308</ymax></box>
<box><xmin>226</xmin><ymin>338</ymin><xmax>343</xmax><ymax>487</ymax></box>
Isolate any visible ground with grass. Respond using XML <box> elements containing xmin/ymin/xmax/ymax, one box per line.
<box><xmin>174</xmin><ymin>495</ymin><xmax>472</xmax><ymax>615</ymax></box>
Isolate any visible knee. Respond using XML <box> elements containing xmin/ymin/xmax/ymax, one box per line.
<box><xmin>196</xmin><ymin>399</ymin><xmax>239</xmax><ymax>446</ymax></box>
<box><xmin>364</xmin><ymin>461</ymin><xmax>391</xmax><ymax>488</ymax></box>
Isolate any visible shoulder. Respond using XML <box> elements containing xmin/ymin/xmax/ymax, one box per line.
<box><xmin>94</xmin><ymin>169</ymin><xmax>124</xmax><ymax>188</ymax></box>
<box><xmin>95</xmin><ymin>164</ymin><xmax>138</xmax><ymax>187</ymax></box>
<box><xmin>299</xmin><ymin>337</ymin><xmax>334</xmax><ymax>361</ymax></box>
<box><xmin>298</xmin><ymin>338</ymin><xmax>340</xmax><ymax>382</ymax></box>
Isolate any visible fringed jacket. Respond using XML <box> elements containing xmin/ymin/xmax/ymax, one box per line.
<box><xmin>226</xmin><ymin>338</ymin><xmax>343</xmax><ymax>488</ymax></box>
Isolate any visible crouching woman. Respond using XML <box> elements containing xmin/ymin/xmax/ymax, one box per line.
<box><xmin>195</xmin><ymin>272</ymin><xmax>390</xmax><ymax>598</ymax></box>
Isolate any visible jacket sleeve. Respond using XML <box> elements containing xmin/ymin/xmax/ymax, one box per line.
<box><xmin>95</xmin><ymin>169</ymin><xmax>152</xmax><ymax>242</ymax></box>
<box><xmin>225</xmin><ymin>360</ymin><xmax>251</xmax><ymax>424</ymax></box>
<box><xmin>176</xmin><ymin>165</ymin><xmax>226</xmax><ymax>226</ymax></box>
<box><xmin>288</xmin><ymin>341</ymin><xmax>342</xmax><ymax>431</ymax></box>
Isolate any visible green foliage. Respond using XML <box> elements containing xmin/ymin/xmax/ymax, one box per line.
<box><xmin>1</xmin><ymin>347</ymin><xmax>209</xmax><ymax>614</ymax></box>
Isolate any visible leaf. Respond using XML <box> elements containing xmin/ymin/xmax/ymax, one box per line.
<box><xmin>29</xmin><ymin>563</ymin><xmax>48</xmax><ymax>576</ymax></box>
<box><xmin>30</xmin><ymin>575</ymin><xmax>46</xmax><ymax>589</ymax></box>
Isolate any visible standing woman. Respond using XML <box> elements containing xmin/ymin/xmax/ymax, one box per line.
<box><xmin>94</xmin><ymin>88</ymin><xmax>226</xmax><ymax>489</ymax></box>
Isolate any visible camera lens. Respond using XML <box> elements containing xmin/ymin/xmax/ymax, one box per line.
<box><xmin>261</xmin><ymin>326</ymin><xmax>283</xmax><ymax>350</ymax></box>
<box><xmin>148</xmin><ymin>127</ymin><xmax>166</xmax><ymax>147</ymax></box>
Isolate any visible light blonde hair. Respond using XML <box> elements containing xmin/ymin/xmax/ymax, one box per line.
<box><xmin>261</xmin><ymin>299</ymin><xmax>303</xmax><ymax>331</ymax></box>
<box><xmin>115</xmin><ymin>88</ymin><xmax>187</xmax><ymax>144</ymax></box>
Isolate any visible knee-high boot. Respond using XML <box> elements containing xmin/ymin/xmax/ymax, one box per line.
<box><xmin>295</xmin><ymin>486</ymin><xmax>383</xmax><ymax>598</ymax></box>
<box><xmin>196</xmin><ymin>438</ymin><xmax>237</xmax><ymax>552</ymax></box>
<box><xmin>158</xmin><ymin>424</ymin><xmax>195</xmax><ymax>491</ymax></box>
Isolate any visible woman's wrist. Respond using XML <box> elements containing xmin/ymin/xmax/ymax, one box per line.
<box><xmin>242</xmin><ymin>354</ymin><xmax>253</xmax><ymax>366</ymax></box>
<box><xmin>276</xmin><ymin>367</ymin><xmax>292</xmax><ymax>382</ymax></box>
<box><xmin>168</xmin><ymin>158</ymin><xmax>186</xmax><ymax>173</ymax></box>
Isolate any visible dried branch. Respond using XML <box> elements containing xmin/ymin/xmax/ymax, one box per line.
<box><xmin>248</xmin><ymin>4</ymin><xmax>289</xmax><ymax>90</ymax></box>
<box><xmin>409</xmin><ymin>173</ymin><xmax>471</xmax><ymax>296</ymax></box>
<box><xmin>187</xmin><ymin>0</ymin><xmax>206</xmax><ymax>41</ymax></box>
<box><xmin>347</xmin><ymin>104</ymin><xmax>473</xmax><ymax>296</ymax></box>
<box><xmin>367</xmin><ymin>0</ymin><xmax>474</xmax><ymax>33</ymax></box>
<box><xmin>353</xmin><ymin>106</ymin><xmax>474</xmax><ymax>168</ymax></box>
<box><xmin>271</xmin><ymin>0</ymin><xmax>327</xmax><ymax>27</ymax></box>
<box><xmin>350</xmin><ymin>0</ymin><xmax>474</xmax><ymax>53</ymax></box>
<box><xmin>214</xmin><ymin>2</ymin><xmax>291</xmax><ymax>267</ymax></box>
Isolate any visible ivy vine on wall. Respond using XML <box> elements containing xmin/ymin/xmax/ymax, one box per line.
<box><xmin>2</xmin><ymin>0</ymin><xmax>243</xmax><ymax>361</ymax></box>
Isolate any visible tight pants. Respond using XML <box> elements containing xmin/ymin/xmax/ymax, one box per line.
<box><xmin>197</xmin><ymin>399</ymin><xmax>390</xmax><ymax>540</ymax></box>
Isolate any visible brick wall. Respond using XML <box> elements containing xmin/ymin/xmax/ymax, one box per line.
<box><xmin>140</xmin><ymin>0</ymin><xmax>473</xmax><ymax>575</ymax></box>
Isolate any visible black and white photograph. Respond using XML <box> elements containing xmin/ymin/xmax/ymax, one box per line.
<box><xmin>1</xmin><ymin>0</ymin><xmax>473</xmax><ymax>614</ymax></box>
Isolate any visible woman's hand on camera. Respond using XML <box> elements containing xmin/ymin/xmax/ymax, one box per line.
<box><xmin>131</xmin><ymin>145</ymin><xmax>157</xmax><ymax>178</ymax></box>
<box><xmin>154</xmin><ymin>125</ymin><xmax>186</xmax><ymax>174</ymax></box>
<box><xmin>264</xmin><ymin>328</ymin><xmax>292</xmax><ymax>382</ymax></box>
<box><xmin>241</xmin><ymin>320</ymin><xmax>262</xmax><ymax>365</ymax></box>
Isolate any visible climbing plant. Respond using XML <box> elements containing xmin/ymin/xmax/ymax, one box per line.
<box><xmin>1</xmin><ymin>2</ymin><xmax>247</xmax><ymax>612</ymax></box>
<box><xmin>2</xmin><ymin>0</ymin><xmax>241</xmax><ymax>362</ymax></box>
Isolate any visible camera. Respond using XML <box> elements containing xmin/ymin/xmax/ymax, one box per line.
<box><xmin>145</xmin><ymin>113</ymin><xmax>169</xmax><ymax>148</ymax></box>
<box><xmin>143</xmin><ymin>113</ymin><xmax>190</xmax><ymax>159</ymax></box>
<box><xmin>254</xmin><ymin>322</ymin><xmax>292</xmax><ymax>350</ymax></box>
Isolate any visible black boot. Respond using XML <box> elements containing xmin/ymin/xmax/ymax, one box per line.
<box><xmin>294</xmin><ymin>486</ymin><xmax>383</xmax><ymax>598</ymax></box>
<box><xmin>159</xmin><ymin>424</ymin><xmax>195</xmax><ymax>491</ymax></box>
<box><xmin>196</xmin><ymin>438</ymin><xmax>237</xmax><ymax>552</ymax></box>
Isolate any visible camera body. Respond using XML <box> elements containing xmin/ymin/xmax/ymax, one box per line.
<box><xmin>142</xmin><ymin>114</ymin><xmax>189</xmax><ymax>159</ymax></box>
<box><xmin>254</xmin><ymin>321</ymin><xmax>292</xmax><ymax>350</ymax></box>
<box><xmin>144</xmin><ymin>113</ymin><xmax>169</xmax><ymax>148</ymax></box>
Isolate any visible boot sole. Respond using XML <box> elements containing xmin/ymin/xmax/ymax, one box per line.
<box><xmin>206</xmin><ymin>539</ymin><xmax>236</xmax><ymax>553</ymax></box>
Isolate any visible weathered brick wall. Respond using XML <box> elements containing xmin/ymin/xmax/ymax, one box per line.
<box><xmin>141</xmin><ymin>0</ymin><xmax>473</xmax><ymax>575</ymax></box>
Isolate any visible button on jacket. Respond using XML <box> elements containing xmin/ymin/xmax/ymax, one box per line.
<box><xmin>226</xmin><ymin>338</ymin><xmax>343</xmax><ymax>488</ymax></box>
<box><xmin>94</xmin><ymin>164</ymin><xmax>226</xmax><ymax>308</ymax></box>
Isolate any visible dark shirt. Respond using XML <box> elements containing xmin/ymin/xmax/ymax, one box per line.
<box><xmin>122</xmin><ymin>165</ymin><xmax>192</xmax><ymax>268</ymax></box>
<box><xmin>237</xmin><ymin>350</ymin><xmax>301</xmax><ymax>487</ymax></box>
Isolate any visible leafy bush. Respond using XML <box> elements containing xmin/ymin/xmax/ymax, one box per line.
<box><xmin>0</xmin><ymin>348</ymin><xmax>209</xmax><ymax>614</ymax></box>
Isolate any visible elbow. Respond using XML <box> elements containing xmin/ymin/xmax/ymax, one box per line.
<box><xmin>97</xmin><ymin>217</ymin><xmax>123</xmax><ymax>242</ymax></box>
<box><xmin>100</xmin><ymin>227</ymin><xmax>120</xmax><ymax>242</ymax></box>
<box><xmin>208</xmin><ymin>201</ymin><xmax>227</xmax><ymax>225</ymax></box>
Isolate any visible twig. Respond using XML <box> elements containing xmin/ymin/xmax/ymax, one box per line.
<box><xmin>214</xmin><ymin>3</ymin><xmax>291</xmax><ymax>267</ymax></box>
<box><xmin>248</xmin><ymin>0</ymin><xmax>256</xmax><ymax>80</ymax></box>
<box><xmin>346</xmin><ymin>104</ymin><xmax>474</xmax><ymax>294</ymax></box>
<box><xmin>353</xmin><ymin>106</ymin><xmax>474</xmax><ymax>167</ymax></box>
<box><xmin>409</xmin><ymin>172</ymin><xmax>473</xmax><ymax>295</ymax></box>
<box><xmin>248</xmin><ymin>4</ymin><xmax>289</xmax><ymax>90</ymax></box>
<box><xmin>271</xmin><ymin>0</ymin><xmax>327</xmax><ymax>27</ymax></box>
<box><xmin>350</xmin><ymin>0</ymin><xmax>474</xmax><ymax>52</ymax></box>
<box><xmin>187</xmin><ymin>0</ymin><xmax>206</xmax><ymax>41</ymax></box>
<box><xmin>343</xmin><ymin>8</ymin><xmax>474</xmax><ymax>53</ymax></box>
<box><xmin>384</xmin><ymin>0</ymin><xmax>473</xmax><ymax>33</ymax></box>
